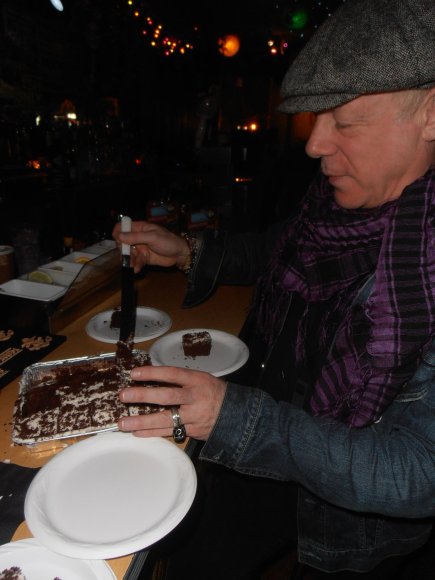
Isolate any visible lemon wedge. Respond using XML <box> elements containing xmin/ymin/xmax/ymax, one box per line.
<box><xmin>28</xmin><ymin>270</ymin><xmax>53</xmax><ymax>284</ymax></box>
<box><xmin>74</xmin><ymin>256</ymin><xmax>91</xmax><ymax>264</ymax></box>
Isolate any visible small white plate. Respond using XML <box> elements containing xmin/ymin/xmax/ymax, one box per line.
<box><xmin>39</xmin><ymin>260</ymin><xmax>83</xmax><ymax>274</ymax></box>
<box><xmin>25</xmin><ymin>433</ymin><xmax>197</xmax><ymax>560</ymax></box>
<box><xmin>35</xmin><ymin>266</ymin><xmax>77</xmax><ymax>287</ymax></box>
<box><xmin>60</xmin><ymin>251</ymin><xmax>97</xmax><ymax>264</ymax></box>
<box><xmin>0</xmin><ymin>279</ymin><xmax>66</xmax><ymax>302</ymax></box>
<box><xmin>149</xmin><ymin>328</ymin><xmax>249</xmax><ymax>377</ymax></box>
<box><xmin>84</xmin><ymin>240</ymin><xmax>117</xmax><ymax>255</ymax></box>
<box><xmin>0</xmin><ymin>538</ymin><xmax>115</xmax><ymax>579</ymax></box>
<box><xmin>85</xmin><ymin>307</ymin><xmax>172</xmax><ymax>343</ymax></box>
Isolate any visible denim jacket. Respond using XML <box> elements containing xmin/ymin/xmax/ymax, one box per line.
<box><xmin>182</xmin><ymin>229</ymin><xmax>434</xmax><ymax>572</ymax></box>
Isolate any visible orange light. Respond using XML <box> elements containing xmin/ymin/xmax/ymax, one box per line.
<box><xmin>249</xmin><ymin>123</ymin><xmax>258</xmax><ymax>132</ymax></box>
<box><xmin>27</xmin><ymin>160</ymin><xmax>41</xmax><ymax>170</ymax></box>
<box><xmin>218</xmin><ymin>34</ymin><xmax>240</xmax><ymax>57</ymax></box>
<box><xmin>234</xmin><ymin>176</ymin><xmax>253</xmax><ymax>183</ymax></box>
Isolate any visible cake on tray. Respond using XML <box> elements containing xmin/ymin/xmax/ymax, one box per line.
<box><xmin>13</xmin><ymin>347</ymin><xmax>162</xmax><ymax>445</ymax></box>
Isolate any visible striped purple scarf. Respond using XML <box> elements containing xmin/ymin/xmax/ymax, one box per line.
<box><xmin>255</xmin><ymin>169</ymin><xmax>435</xmax><ymax>426</ymax></box>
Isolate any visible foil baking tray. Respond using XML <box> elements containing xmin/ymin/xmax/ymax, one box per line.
<box><xmin>12</xmin><ymin>351</ymin><xmax>156</xmax><ymax>446</ymax></box>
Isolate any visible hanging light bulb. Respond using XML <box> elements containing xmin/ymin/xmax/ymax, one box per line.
<box><xmin>218</xmin><ymin>34</ymin><xmax>240</xmax><ymax>57</ymax></box>
<box><xmin>49</xmin><ymin>0</ymin><xmax>64</xmax><ymax>11</ymax></box>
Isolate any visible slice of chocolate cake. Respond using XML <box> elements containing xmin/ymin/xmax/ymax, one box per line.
<box><xmin>182</xmin><ymin>331</ymin><xmax>212</xmax><ymax>358</ymax></box>
<box><xmin>109</xmin><ymin>307</ymin><xmax>122</xmax><ymax>329</ymax></box>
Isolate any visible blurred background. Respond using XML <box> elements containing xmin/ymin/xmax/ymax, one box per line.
<box><xmin>0</xmin><ymin>0</ymin><xmax>345</xmax><ymax>268</ymax></box>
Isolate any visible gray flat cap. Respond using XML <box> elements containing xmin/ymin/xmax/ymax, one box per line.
<box><xmin>279</xmin><ymin>0</ymin><xmax>435</xmax><ymax>113</ymax></box>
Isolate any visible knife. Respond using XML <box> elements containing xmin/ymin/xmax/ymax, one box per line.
<box><xmin>119</xmin><ymin>216</ymin><xmax>136</xmax><ymax>344</ymax></box>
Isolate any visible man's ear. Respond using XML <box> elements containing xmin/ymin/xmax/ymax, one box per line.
<box><xmin>422</xmin><ymin>88</ymin><xmax>435</xmax><ymax>141</ymax></box>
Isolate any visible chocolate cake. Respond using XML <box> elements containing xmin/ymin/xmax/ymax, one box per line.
<box><xmin>0</xmin><ymin>569</ymin><xmax>61</xmax><ymax>580</ymax></box>
<box><xmin>13</xmin><ymin>350</ymin><xmax>162</xmax><ymax>445</ymax></box>
<box><xmin>109</xmin><ymin>307</ymin><xmax>122</xmax><ymax>329</ymax></box>
<box><xmin>0</xmin><ymin>568</ymin><xmax>25</xmax><ymax>580</ymax></box>
<box><xmin>116</xmin><ymin>339</ymin><xmax>138</xmax><ymax>386</ymax></box>
<box><xmin>182</xmin><ymin>331</ymin><xmax>212</xmax><ymax>358</ymax></box>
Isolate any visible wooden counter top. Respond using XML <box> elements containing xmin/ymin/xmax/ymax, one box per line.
<box><xmin>0</xmin><ymin>268</ymin><xmax>253</xmax><ymax>578</ymax></box>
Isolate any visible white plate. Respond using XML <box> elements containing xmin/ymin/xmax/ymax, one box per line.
<box><xmin>39</xmin><ymin>259</ymin><xmax>83</xmax><ymax>275</ymax></box>
<box><xmin>60</xmin><ymin>251</ymin><xmax>97</xmax><ymax>264</ymax></box>
<box><xmin>0</xmin><ymin>538</ymin><xmax>115</xmax><ymax>579</ymax></box>
<box><xmin>35</xmin><ymin>266</ymin><xmax>77</xmax><ymax>287</ymax></box>
<box><xmin>0</xmin><ymin>279</ymin><xmax>66</xmax><ymax>302</ymax></box>
<box><xmin>149</xmin><ymin>328</ymin><xmax>249</xmax><ymax>377</ymax></box>
<box><xmin>85</xmin><ymin>307</ymin><xmax>172</xmax><ymax>343</ymax></box>
<box><xmin>84</xmin><ymin>240</ymin><xmax>117</xmax><ymax>255</ymax></box>
<box><xmin>25</xmin><ymin>433</ymin><xmax>197</xmax><ymax>560</ymax></box>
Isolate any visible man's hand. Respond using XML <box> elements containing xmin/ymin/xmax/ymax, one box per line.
<box><xmin>112</xmin><ymin>220</ymin><xmax>190</xmax><ymax>273</ymax></box>
<box><xmin>118</xmin><ymin>366</ymin><xmax>227</xmax><ymax>440</ymax></box>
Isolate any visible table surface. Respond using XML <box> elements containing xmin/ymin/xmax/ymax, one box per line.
<box><xmin>0</xmin><ymin>268</ymin><xmax>252</xmax><ymax>578</ymax></box>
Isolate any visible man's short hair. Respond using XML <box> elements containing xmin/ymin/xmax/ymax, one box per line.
<box><xmin>279</xmin><ymin>0</ymin><xmax>435</xmax><ymax>114</ymax></box>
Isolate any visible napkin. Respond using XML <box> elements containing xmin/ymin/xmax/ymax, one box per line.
<box><xmin>0</xmin><ymin>462</ymin><xmax>39</xmax><ymax>544</ymax></box>
<box><xmin>0</xmin><ymin>328</ymin><xmax>66</xmax><ymax>390</ymax></box>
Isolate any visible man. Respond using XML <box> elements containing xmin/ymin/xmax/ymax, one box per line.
<box><xmin>113</xmin><ymin>0</ymin><xmax>435</xmax><ymax>577</ymax></box>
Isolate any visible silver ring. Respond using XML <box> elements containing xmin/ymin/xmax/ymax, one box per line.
<box><xmin>171</xmin><ymin>406</ymin><xmax>186</xmax><ymax>444</ymax></box>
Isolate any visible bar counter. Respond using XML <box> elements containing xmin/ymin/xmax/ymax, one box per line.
<box><xmin>0</xmin><ymin>269</ymin><xmax>253</xmax><ymax>578</ymax></box>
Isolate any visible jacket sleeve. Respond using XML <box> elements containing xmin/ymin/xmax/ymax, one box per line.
<box><xmin>199</xmin><ymin>382</ymin><xmax>435</xmax><ymax>519</ymax></box>
<box><xmin>182</xmin><ymin>223</ymin><xmax>285</xmax><ymax>308</ymax></box>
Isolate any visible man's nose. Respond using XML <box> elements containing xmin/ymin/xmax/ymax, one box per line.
<box><xmin>305</xmin><ymin>116</ymin><xmax>336</xmax><ymax>159</ymax></box>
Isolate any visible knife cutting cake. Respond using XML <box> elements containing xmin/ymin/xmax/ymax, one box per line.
<box><xmin>182</xmin><ymin>331</ymin><xmax>212</xmax><ymax>358</ymax></box>
<box><xmin>12</xmin><ymin>347</ymin><xmax>162</xmax><ymax>445</ymax></box>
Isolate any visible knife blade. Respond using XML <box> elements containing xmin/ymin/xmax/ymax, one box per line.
<box><xmin>119</xmin><ymin>216</ymin><xmax>136</xmax><ymax>344</ymax></box>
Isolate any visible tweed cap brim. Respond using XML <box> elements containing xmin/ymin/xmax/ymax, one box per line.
<box><xmin>279</xmin><ymin>0</ymin><xmax>435</xmax><ymax>114</ymax></box>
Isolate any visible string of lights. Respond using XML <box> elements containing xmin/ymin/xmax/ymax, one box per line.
<box><xmin>125</xmin><ymin>0</ymin><xmax>348</xmax><ymax>58</ymax></box>
<box><xmin>126</xmin><ymin>0</ymin><xmax>196</xmax><ymax>56</ymax></box>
